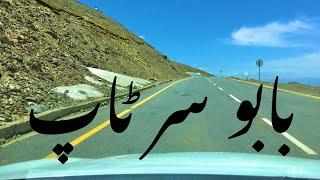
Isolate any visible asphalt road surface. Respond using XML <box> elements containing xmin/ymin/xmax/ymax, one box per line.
<box><xmin>1</xmin><ymin>76</ymin><xmax>319</xmax><ymax>166</ymax></box>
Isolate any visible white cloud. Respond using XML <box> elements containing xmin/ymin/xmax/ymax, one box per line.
<box><xmin>264</xmin><ymin>51</ymin><xmax>320</xmax><ymax>78</ymax></box>
<box><xmin>231</xmin><ymin>20</ymin><xmax>313</xmax><ymax>47</ymax></box>
<box><xmin>138</xmin><ymin>35</ymin><xmax>145</xmax><ymax>39</ymax></box>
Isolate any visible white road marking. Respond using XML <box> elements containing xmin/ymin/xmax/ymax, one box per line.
<box><xmin>206</xmin><ymin>78</ymin><xmax>316</xmax><ymax>155</ymax></box>
<box><xmin>207</xmin><ymin>78</ymin><xmax>217</xmax><ymax>86</ymax></box>
<box><xmin>229</xmin><ymin>94</ymin><xmax>241</xmax><ymax>103</ymax></box>
<box><xmin>261</xmin><ymin>118</ymin><xmax>317</xmax><ymax>155</ymax></box>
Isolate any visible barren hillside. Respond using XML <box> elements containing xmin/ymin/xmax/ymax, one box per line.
<box><xmin>0</xmin><ymin>0</ymin><xmax>210</xmax><ymax>124</ymax></box>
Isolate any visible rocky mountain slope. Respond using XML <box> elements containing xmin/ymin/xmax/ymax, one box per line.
<box><xmin>0</xmin><ymin>0</ymin><xmax>210</xmax><ymax>124</ymax></box>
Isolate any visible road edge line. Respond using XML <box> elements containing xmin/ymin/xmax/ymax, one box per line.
<box><xmin>44</xmin><ymin>77</ymin><xmax>190</xmax><ymax>159</ymax></box>
<box><xmin>229</xmin><ymin>78</ymin><xmax>320</xmax><ymax>100</ymax></box>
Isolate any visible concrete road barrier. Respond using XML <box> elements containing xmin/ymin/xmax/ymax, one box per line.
<box><xmin>0</xmin><ymin>80</ymin><xmax>172</xmax><ymax>140</ymax></box>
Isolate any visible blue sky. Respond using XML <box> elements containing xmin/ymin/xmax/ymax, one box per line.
<box><xmin>79</xmin><ymin>0</ymin><xmax>320</xmax><ymax>86</ymax></box>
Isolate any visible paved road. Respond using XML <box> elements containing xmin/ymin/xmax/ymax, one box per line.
<box><xmin>0</xmin><ymin>76</ymin><xmax>319</xmax><ymax>165</ymax></box>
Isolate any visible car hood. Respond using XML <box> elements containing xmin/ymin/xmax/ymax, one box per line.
<box><xmin>0</xmin><ymin>152</ymin><xmax>319</xmax><ymax>179</ymax></box>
